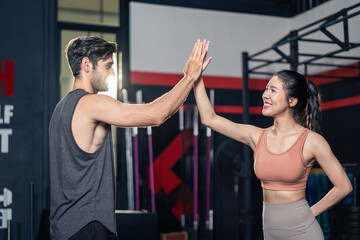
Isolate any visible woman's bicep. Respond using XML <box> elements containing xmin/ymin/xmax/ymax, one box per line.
<box><xmin>210</xmin><ymin>115</ymin><xmax>261</xmax><ymax>149</ymax></box>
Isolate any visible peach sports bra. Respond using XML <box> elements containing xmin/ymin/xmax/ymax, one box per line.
<box><xmin>253</xmin><ymin>128</ymin><xmax>313</xmax><ymax>191</ymax></box>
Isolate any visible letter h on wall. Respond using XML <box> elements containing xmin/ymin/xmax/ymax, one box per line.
<box><xmin>0</xmin><ymin>60</ymin><xmax>14</xmax><ymax>96</ymax></box>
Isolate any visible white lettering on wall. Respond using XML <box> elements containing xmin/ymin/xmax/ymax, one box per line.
<box><xmin>0</xmin><ymin>188</ymin><xmax>13</xmax><ymax>229</ymax></box>
<box><xmin>0</xmin><ymin>105</ymin><xmax>13</xmax><ymax>124</ymax></box>
<box><xmin>0</xmin><ymin>129</ymin><xmax>12</xmax><ymax>153</ymax></box>
<box><xmin>0</xmin><ymin>105</ymin><xmax>13</xmax><ymax>153</ymax></box>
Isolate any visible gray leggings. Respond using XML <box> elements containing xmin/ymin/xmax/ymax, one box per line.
<box><xmin>262</xmin><ymin>198</ymin><xmax>324</xmax><ymax>240</ymax></box>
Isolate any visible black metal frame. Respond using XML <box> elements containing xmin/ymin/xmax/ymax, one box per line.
<box><xmin>239</xmin><ymin>3</ymin><xmax>360</xmax><ymax>240</ymax></box>
<box><xmin>243</xmin><ymin>2</ymin><xmax>360</xmax><ymax>78</ymax></box>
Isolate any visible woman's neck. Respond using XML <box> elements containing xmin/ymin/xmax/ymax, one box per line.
<box><xmin>272</xmin><ymin>116</ymin><xmax>300</xmax><ymax>135</ymax></box>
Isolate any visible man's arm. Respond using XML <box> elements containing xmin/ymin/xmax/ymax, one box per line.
<box><xmin>83</xmin><ymin>39</ymin><xmax>211</xmax><ymax>128</ymax></box>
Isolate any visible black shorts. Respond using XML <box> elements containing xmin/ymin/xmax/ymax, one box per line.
<box><xmin>69</xmin><ymin>221</ymin><xmax>109</xmax><ymax>240</ymax></box>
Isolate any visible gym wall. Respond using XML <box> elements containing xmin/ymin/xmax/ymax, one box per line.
<box><xmin>127</xmin><ymin>0</ymin><xmax>359</xmax><ymax>238</ymax></box>
<box><xmin>0</xmin><ymin>0</ymin><xmax>57</xmax><ymax>239</ymax></box>
<box><xmin>0</xmin><ymin>0</ymin><xmax>359</xmax><ymax>239</ymax></box>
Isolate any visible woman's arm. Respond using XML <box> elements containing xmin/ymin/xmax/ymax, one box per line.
<box><xmin>307</xmin><ymin>132</ymin><xmax>353</xmax><ymax>216</ymax></box>
<box><xmin>193</xmin><ymin>77</ymin><xmax>261</xmax><ymax>150</ymax></box>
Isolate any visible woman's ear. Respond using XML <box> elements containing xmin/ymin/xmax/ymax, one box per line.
<box><xmin>289</xmin><ymin>97</ymin><xmax>298</xmax><ymax>107</ymax></box>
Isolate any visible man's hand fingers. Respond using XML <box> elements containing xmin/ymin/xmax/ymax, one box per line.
<box><xmin>184</xmin><ymin>39</ymin><xmax>211</xmax><ymax>78</ymax></box>
<box><xmin>194</xmin><ymin>40</ymin><xmax>202</xmax><ymax>60</ymax></box>
<box><xmin>188</xmin><ymin>40</ymin><xmax>199</xmax><ymax>61</ymax></box>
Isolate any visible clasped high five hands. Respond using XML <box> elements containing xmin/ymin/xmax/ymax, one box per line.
<box><xmin>183</xmin><ymin>39</ymin><xmax>212</xmax><ymax>83</ymax></box>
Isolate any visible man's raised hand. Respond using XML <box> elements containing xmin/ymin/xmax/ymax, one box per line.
<box><xmin>183</xmin><ymin>39</ymin><xmax>212</xmax><ymax>81</ymax></box>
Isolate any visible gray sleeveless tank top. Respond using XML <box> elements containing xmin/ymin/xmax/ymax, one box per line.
<box><xmin>49</xmin><ymin>89</ymin><xmax>116</xmax><ymax>240</ymax></box>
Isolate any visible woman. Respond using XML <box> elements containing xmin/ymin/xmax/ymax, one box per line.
<box><xmin>194</xmin><ymin>68</ymin><xmax>352</xmax><ymax>239</ymax></box>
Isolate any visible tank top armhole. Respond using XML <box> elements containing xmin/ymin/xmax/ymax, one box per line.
<box><xmin>299</xmin><ymin>128</ymin><xmax>311</xmax><ymax>167</ymax></box>
<box><xmin>254</xmin><ymin>128</ymin><xmax>267</xmax><ymax>159</ymax></box>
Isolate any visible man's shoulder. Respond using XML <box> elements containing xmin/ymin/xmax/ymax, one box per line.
<box><xmin>78</xmin><ymin>93</ymin><xmax>115</xmax><ymax>106</ymax></box>
<box><xmin>75</xmin><ymin>93</ymin><xmax>121</xmax><ymax>121</ymax></box>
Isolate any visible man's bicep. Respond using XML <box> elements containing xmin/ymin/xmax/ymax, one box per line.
<box><xmin>87</xmin><ymin>95</ymin><xmax>155</xmax><ymax>127</ymax></box>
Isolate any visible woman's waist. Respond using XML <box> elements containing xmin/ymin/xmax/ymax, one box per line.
<box><xmin>263</xmin><ymin>188</ymin><xmax>306</xmax><ymax>204</ymax></box>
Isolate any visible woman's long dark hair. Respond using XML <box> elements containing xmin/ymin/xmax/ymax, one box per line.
<box><xmin>274</xmin><ymin>70</ymin><xmax>322</xmax><ymax>132</ymax></box>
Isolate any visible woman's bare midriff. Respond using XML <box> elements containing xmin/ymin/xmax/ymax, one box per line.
<box><xmin>263</xmin><ymin>188</ymin><xmax>306</xmax><ymax>204</ymax></box>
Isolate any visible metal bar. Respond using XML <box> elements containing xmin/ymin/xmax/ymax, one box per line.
<box><xmin>30</xmin><ymin>181</ymin><xmax>34</xmax><ymax>240</ymax></box>
<box><xmin>268</xmin><ymin>25</ymin><xmax>322</xmax><ymax>51</ymax></box>
<box><xmin>242</xmin><ymin>52</ymin><xmax>252</xmax><ymax>240</ymax></box>
<box><xmin>122</xmin><ymin>89</ymin><xmax>135</xmax><ymax>211</ymax></box>
<box><xmin>249</xmin><ymin>58</ymin><xmax>286</xmax><ymax>63</ymax></box>
<box><xmin>299</xmin><ymin>38</ymin><xmax>352</xmax><ymax>44</ymax></box>
<box><xmin>241</xmin><ymin>54</ymin><xmax>250</xmax><ymax>142</ymax></box>
<box><xmin>272</xmin><ymin>32</ymin><xmax>292</xmax><ymax>47</ymax></box>
<box><xmin>299</xmin><ymin>53</ymin><xmax>360</xmax><ymax>60</ymax></box>
<box><xmin>249</xmin><ymin>46</ymin><xmax>275</xmax><ymax>59</ymax></box>
<box><xmin>193</xmin><ymin>106</ymin><xmax>199</xmax><ymax>231</ymax></box>
<box><xmin>249</xmin><ymin>61</ymin><xmax>276</xmax><ymax>72</ymax></box>
<box><xmin>297</xmin><ymin>3</ymin><xmax>360</xmax><ymax>32</ymax></box>
<box><xmin>343</xmin><ymin>10</ymin><xmax>350</xmax><ymax>51</ymax></box>
<box><xmin>320</xmin><ymin>28</ymin><xmax>345</xmax><ymax>50</ymax></box>
<box><xmin>289</xmin><ymin>31</ymin><xmax>299</xmax><ymax>71</ymax></box>
<box><xmin>133</xmin><ymin>128</ymin><xmax>140</xmax><ymax>211</ymax></box>
<box><xmin>275</xmin><ymin>27</ymin><xmax>325</xmax><ymax>48</ymax></box>
<box><xmin>250</xmin><ymin>7</ymin><xmax>360</xmax><ymax>59</ymax></box>
<box><xmin>346</xmin><ymin>2</ymin><xmax>360</xmax><ymax>12</ymax></box>
<box><xmin>147</xmin><ymin>126</ymin><xmax>156</xmax><ymax>212</ymax></box>
<box><xmin>347</xmin><ymin>2</ymin><xmax>360</xmax><ymax>11</ymax></box>
<box><xmin>295</xmin><ymin>9</ymin><xmax>360</xmax><ymax>44</ymax></box>
<box><xmin>7</xmin><ymin>220</ymin><xmax>11</xmax><ymax>240</ymax></box>
<box><xmin>57</xmin><ymin>21</ymin><xmax>120</xmax><ymax>33</ymax></box>
<box><xmin>317</xmin><ymin>9</ymin><xmax>360</xmax><ymax>30</ymax></box>
<box><xmin>179</xmin><ymin>105</ymin><xmax>185</xmax><ymax>228</ymax></box>
<box><xmin>273</xmin><ymin>47</ymin><xmax>291</xmax><ymax>62</ymax></box>
<box><xmin>300</xmin><ymin>43</ymin><xmax>360</xmax><ymax>65</ymax></box>
<box><xmin>120</xmin><ymin>0</ymin><xmax>130</xmax><ymax>90</ymax></box>
<box><xmin>300</xmin><ymin>62</ymin><xmax>358</xmax><ymax>68</ymax></box>
<box><xmin>205</xmin><ymin>89</ymin><xmax>214</xmax><ymax>228</ymax></box>
<box><xmin>133</xmin><ymin>90</ymin><xmax>143</xmax><ymax>211</ymax></box>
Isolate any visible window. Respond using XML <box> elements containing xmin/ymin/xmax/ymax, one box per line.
<box><xmin>58</xmin><ymin>0</ymin><xmax>119</xmax><ymax>26</ymax></box>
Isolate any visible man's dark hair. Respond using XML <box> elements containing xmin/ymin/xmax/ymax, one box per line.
<box><xmin>65</xmin><ymin>36</ymin><xmax>117</xmax><ymax>77</ymax></box>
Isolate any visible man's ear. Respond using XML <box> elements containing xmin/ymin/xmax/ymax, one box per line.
<box><xmin>289</xmin><ymin>97</ymin><xmax>298</xmax><ymax>107</ymax></box>
<box><xmin>81</xmin><ymin>57</ymin><xmax>92</xmax><ymax>73</ymax></box>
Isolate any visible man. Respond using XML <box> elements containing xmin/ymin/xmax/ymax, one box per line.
<box><xmin>49</xmin><ymin>36</ymin><xmax>211</xmax><ymax>240</ymax></box>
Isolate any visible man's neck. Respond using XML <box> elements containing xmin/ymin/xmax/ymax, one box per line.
<box><xmin>72</xmin><ymin>77</ymin><xmax>96</xmax><ymax>93</ymax></box>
